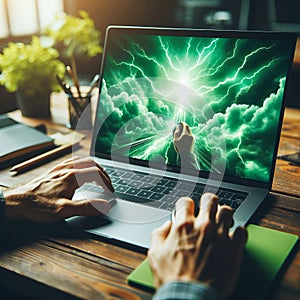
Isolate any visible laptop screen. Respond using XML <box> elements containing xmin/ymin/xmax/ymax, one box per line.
<box><xmin>93</xmin><ymin>27</ymin><xmax>296</xmax><ymax>185</ymax></box>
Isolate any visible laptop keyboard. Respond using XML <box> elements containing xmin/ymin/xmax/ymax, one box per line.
<box><xmin>81</xmin><ymin>166</ymin><xmax>248</xmax><ymax>212</ymax></box>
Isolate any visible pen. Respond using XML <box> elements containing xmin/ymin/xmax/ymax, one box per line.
<box><xmin>65</xmin><ymin>83</ymin><xmax>82</xmax><ymax>116</ymax></box>
<box><xmin>86</xmin><ymin>74</ymin><xmax>100</xmax><ymax>96</ymax></box>
<box><xmin>56</xmin><ymin>75</ymin><xmax>70</xmax><ymax>94</ymax></box>
<box><xmin>56</xmin><ymin>75</ymin><xmax>77</xmax><ymax>98</ymax></box>
<box><xmin>10</xmin><ymin>142</ymin><xmax>78</xmax><ymax>176</ymax></box>
<box><xmin>66</xmin><ymin>65</ymin><xmax>82</xmax><ymax>98</ymax></box>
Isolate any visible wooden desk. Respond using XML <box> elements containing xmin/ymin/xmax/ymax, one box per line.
<box><xmin>0</xmin><ymin>99</ymin><xmax>299</xmax><ymax>300</ymax></box>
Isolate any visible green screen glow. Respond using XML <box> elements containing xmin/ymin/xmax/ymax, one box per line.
<box><xmin>95</xmin><ymin>33</ymin><xmax>294</xmax><ymax>183</ymax></box>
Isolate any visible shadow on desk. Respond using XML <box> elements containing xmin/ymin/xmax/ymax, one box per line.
<box><xmin>0</xmin><ymin>221</ymin><xmax>88</xmax><ymax>253</ymax></box>
<box><xmin>1</xmin><ymin>218</ymin><xmax>147</xmax><ymax>257</ymax></box>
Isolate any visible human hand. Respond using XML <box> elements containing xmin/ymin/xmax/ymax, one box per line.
<box><xmin>148</xmin><ymin>194</ymin><xmax>247</xmax><ymax>299</ymax></box>
<box><xmin>4</xmin><ymin>157</ymin><xmax>114</xmax><ymax>223</ymax></box>
<box><xmin>173</xmin><ymin>122</ymin><xmax>194</xmax><ymax>153</ymax></box>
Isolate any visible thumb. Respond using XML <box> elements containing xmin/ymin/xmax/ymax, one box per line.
<box><xmin>232</xmin><ymin>226</ymin><xmax>248</xmax><ymax>247</ymax></box>
<box><xmin>62</xmin><ymin>199</ymin><xmax>113</xmax><ymax>218</ymax></box>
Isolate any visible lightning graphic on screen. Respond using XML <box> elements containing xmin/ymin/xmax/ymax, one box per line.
<box><xmin>96</xmin><ymin>34</ymin><xmax>292</xmax><ymax>182</ymax></box>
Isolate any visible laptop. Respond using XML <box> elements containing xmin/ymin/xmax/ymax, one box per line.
<box><xmin>67</xmin><ymin>26</ymin><xmax>297</xmax><ymax>249</ymax></box>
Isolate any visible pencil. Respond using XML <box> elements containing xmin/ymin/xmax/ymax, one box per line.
<box><xmin>56</xmin><ymin>75</ymin><xmax>82</xmax><ymax>116</ymax></box>
<box><xmin>10</xmin><ymin>142</ymin><xmax>78</xmax><ymax>176</ymax></box>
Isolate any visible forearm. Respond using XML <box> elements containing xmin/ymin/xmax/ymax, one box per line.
<box><xmin>178</xmin><ymin>151</ymin><xmax>200</xmax><ymax>174</ymax></box>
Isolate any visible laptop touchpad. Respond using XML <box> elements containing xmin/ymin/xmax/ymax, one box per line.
<box><xmin>106</xmin><ymin>199</ymin><xmax>170</xmax><ymax>224</ymax></box>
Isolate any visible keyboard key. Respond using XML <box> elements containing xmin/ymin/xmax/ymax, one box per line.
<box><xmin>231</xmin><ymin>193</ymin><xmax>248</xmax><ymax>201</ymax></box>
<box><xmin>142</xmin><ymin>176</ymin><xmax>156</xmax><ymax>183</ymax></box>
<box><xmin>193</xmin><ymin>185</ymin><xmax>205</xmax><ymax>193</ymax></box>
<box><xmin>165</xmin><ymin>180</ymin><xmax>178</xmax><ymax>188</ymax></box>
<box><xmin>175</xmin><ymin>190</ymin><xmax>191</xmax><ymax>198</ymax></box>
<box><xmin>115</xmin><ymin>179</ymin><xmax>129</xmax><ymax>186</ymax></box>
<box><xmin>114</xmin><ymin>170</ymin><xmax>127</xmax><ymax>177</ymax></box>
<box><xmin>204</xmin><ymin>186</ymin><xmax>218</xmax><ymax>194</ymax></box>
<box><xmin>137</xmin><ymin>190</ymin><xmax>153</xmax><ymax>198</ymax></box>
<box><xmin>127</xmin><ymin>181</ymin><xmax>140</xmax><ymax>188</ymax></box>
<box><xmin>130</xmin><ymin>174</ymin><xmax>144</xmax><ymax>181</ymax></box>
<box><xmin>160</xmin><ymin>203</ymin><xmax>175</xmax><ymax>211</ymax></box>
<box><xmin>231</xmin><ymin>201</ymin><xmax>241</xmax><ymax>210</ymax></box>
<box><xmin>126</xmin><ymin>188</ymin><xmax>140</xmax><ymax>195</ymax></box>
<box><xmin>104</xmin><ymin>167</ymin><xmax>116</xmax><ymax>175</ymax></box>
<box><xmin>110</xmin><ymin>176</ymin><xmax>119</xmax><ymax>183</ymax></box>
<box><xmin>177</xmin><ymin>182</ymin><xmax>195</xmax><ymax>191</ymax></box>
<box><xmin>161</xmin><ymin>195</ymin><xmax>178</xmax><ymax>204</ymax></box>
<box><xmin>115</xmin><ymin>192</ymin><xmax>149</xmax><ymax>204</ymax></box>
<box><xmin>150</xmin><ymin>193</ymin><xmax>164</xmax><ymax>200</ymax></box>
<box><xmin>153</xmin><ymin>179</ymin><xmax>169</xmax><ymax>186</ymax></box>
<box><xmin>218</xmin><ymin>191</ymin><xmax>233</xmax><ymax>199</ymax></box>
<box><xmin>140</xmin><ymin>182</ymin><xmax>153</xmax><ymax>189</ymax></box>
<box><xmin>115</xmin><ymin>185</ymin><xmax>129</xmax><ymax>193</ymax></box>
<box><xmin>189</xmin><ymin>193</ymin><xmax>202</xmax><ymax>201</ymax></box>
<box><xmin>219</xmin><ymin>199</ymin><xmax>231</xmax><ymax>206</ymax></box>
<box><xmin>151</xmin><ymin>186</ymin><xmax>166</xmax><ymax>193</ymax></box>
<box><xmin>163</xmin><ymin>187</ymin><xmax>174</xmax><ymax>195</ymax></box>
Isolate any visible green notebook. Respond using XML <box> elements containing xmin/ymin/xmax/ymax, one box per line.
<box><xmin>127</xmin><ymin>224</ymin><xmax>298</xmax><ymax>299</ymax></box>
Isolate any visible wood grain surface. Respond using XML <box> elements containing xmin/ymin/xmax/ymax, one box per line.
<box><xmin>0</xmin><ymin>102</ymin><xmax>299</xmax><ymax>300</ymax></box>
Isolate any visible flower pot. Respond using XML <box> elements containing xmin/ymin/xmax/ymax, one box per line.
<box><xmin>0</xmin><ymin>87</ymin><xmax>16</xmax><ymax>114</ymax></box>
<box><xmin>16</xmin><ymin>91</ymin><xmax>51</xmax><ymax>118</ymax></box>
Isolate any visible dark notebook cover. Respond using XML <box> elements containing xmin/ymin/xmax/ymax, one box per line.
<box><xmin>127</xmin><ymin>224</ymin><xmax>298</xmax><ymax>299</ymax></box>
<box><xmin>0</xmin><ymin>115</ymin><xmax>54</xmax><ymax>168</ymax></box>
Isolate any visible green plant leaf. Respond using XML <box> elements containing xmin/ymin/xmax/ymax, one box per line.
<box><xmin>0</xmin><ymin>36</ymin><xmax>65</xmax><ymax>94</ymax></box>
<box><xmin>44</xmin><ymin>10</ymin><xmax>102</xmax><ymax>60</ymax></box>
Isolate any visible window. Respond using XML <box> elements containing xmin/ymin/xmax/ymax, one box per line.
<box><xmin>0</xmin><ymin>0</ymin><xmax>64</xmax><ymax>39</ymax></box>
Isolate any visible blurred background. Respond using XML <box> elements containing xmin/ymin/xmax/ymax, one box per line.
<box><xmin>1</xmin><ymin>0</ymin><xmax>300</xmax><ymax>113</ymax></box>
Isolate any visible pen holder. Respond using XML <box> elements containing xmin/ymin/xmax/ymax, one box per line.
<box><xmin>67</xmin><ymin>93</ymin><xmax>92</xmax><ymax>130</ymax></box>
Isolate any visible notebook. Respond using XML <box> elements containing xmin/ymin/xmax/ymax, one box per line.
<box><xmin>67</xmin><ymin>26</ymin><xmax>297</xmax><ymax>249</ymax></box>
<box><xmin>127</xmin><ymin>224</ymin><xmax>299</xmax><ymax>300</ymax></box>
<box><xmin>0</xmin><ymin>115</ymin><xmax>54</xmax><ymax>168</ymax></box>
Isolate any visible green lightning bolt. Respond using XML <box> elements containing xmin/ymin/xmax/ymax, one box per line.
<box><xmin>97</xmin><ymin>34</ymin><xmax>293</xmax><ymax>182</ymax></box>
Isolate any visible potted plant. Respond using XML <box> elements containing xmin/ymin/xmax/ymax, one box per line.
<box><xmin>0</xmin><ymin>10</ymin><xmax>102</xmax><ymax>119</ymax></box>
<box><xmin>0</xmin><ymin>36</ymin><xmax>65</xmax><ymax>118</ymax></box>
<box><xmin>44</xmin><ymin>10</ymin><xmax>102</xmax><ymax>89</ymax></box>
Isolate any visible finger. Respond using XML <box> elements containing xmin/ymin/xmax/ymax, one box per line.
<box><xmin>94</xmin><ymin>162</ymin><xmax>113</xmax><ymax>185</ymax></box>
<box><xmin>60</xmin><ymin>156</ymin><xmax>81</xmax><ymax>165</ymax></box>
<box><xmin>68</xmin><ymin>158</ymin><xmax>114</xmax><ymax>190</ymax></box>
<box><xmin>49</xmin><ymin>157</ymin><xmax>92</xmax><ymax>174</ymax></box>
<box><xmin>181</xmin><ymin>122</ymin><xmax>191</xmax><ymax>135</ymax></box>
<box><xmin>150</xmin><ymin>220</ymin><xmax>172</xmax><ymax>248</ymax></box>
<box><xmin>47</xmin><ymin>156</ymin><xmax>81</xmax><ymax>173</ymax></box>
<box><xmin>59</xmin><ymin>198</ymin><xmax>112</xmax><ymax>218</ymax></box>
<box><xmin>72</xmin><ymin>166</ymin><xmax>114</xmax><ymax>192</ymax></box>
<box><xmin>173</xmin><ymin>125</ymin><xmax>181</xmax><ymax>139</ymax></box>
<box><xmin>97</xmin><ymin>168</ymin><xmax>114</xmax><ymax>192</ymax></box>
<box><xmin>216</xmin><ymin>205</ymin><xmax>234</xmax><ymax>235</ymax></box>
<box><xmin>71</xmin><ymin>157</ymin><xmax>102</xmax><ymax>170</ymax></box>
<box><xmin>56</xmin><ymin>157</ymin><xmax>106</xmax><ymax>175</ymax></box>
<box><xmin>174</xmin><ymin>197</ymin><xmax>195</xmax><ymax>226</ymax></box>
<box><xmin>195</xmin><ymin>193</ymin><xmax>219</xmax><ymax>227</ymax></box>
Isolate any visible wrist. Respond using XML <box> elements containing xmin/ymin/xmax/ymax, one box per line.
<box><xmin>2</xmin><ymin>189</ymin><xmax>25</xmax><ymax>221</ymax></box>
